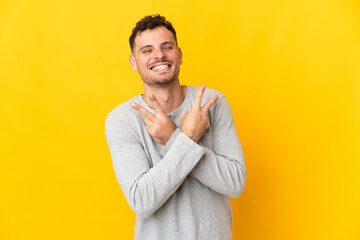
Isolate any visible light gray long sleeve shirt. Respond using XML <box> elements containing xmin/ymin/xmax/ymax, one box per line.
<box><xmin>105</xmin><ymin>86</ymin><xmax>246</xmax><ymax>240</ymax></box>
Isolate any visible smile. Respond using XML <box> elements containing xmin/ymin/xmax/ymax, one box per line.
<box><xmin>150</xmin><ymin>64</ymin><xmax>171</xmax><ymax>71</ymax></box>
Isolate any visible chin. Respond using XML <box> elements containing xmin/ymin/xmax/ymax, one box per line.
<box><xmin>154</xmin><ymin>79</ymin><xmax>175</xmax><ymax>86</ymax></box>
<box><xmin>143</xmin><ymin>78</ymin><xmax>175</xmax><ymax>88</ymax></box>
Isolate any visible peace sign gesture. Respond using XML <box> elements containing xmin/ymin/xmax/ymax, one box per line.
<box><xmin>131</xmin><ymin>94</ymin><xmax>177</xmax><ymax>145</ymax></box>
<box><xmin>180</xmin><ymin>85</ymin><xmax>219</xmax><ymax>142</ymax></box>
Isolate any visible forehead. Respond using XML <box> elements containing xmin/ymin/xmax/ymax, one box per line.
<box><xmin>134</xmin><ymin>27</ymin><xmax>176</xmax><ymax>50</ymax></box>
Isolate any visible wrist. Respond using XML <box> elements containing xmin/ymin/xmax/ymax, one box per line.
<box><xmin>181</xmin><ymin>129</ymin><xmax>198</xmax><ymax>143</ymax></box>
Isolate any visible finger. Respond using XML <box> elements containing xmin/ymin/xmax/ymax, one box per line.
<box><xmin>144</xmin><ymin>117</ymin><xmax>153</xmax><ymax>126</ymax></box>
<box><xmin>193</xmin><ymin>84</ymin><xmax>206</xmax><ymax>109</ymax></box>
<box><xmin>202</xmin><ymin>95</ymin><xmax>219</xmax><ymax>113</ymax></box>
<box><xmin>131</xmin><ymin>103</ymin><xmax>154</xmax><ymax>120</ymax></box>
<box><xmin>149</xmin><ymin>94</ymin><xmax>165</xmax><ymax>114</ymax></box>
<box><xmin>145</xmin><ymin>124</ymin><xmax>152</xmax><ymax>134</ymax></box>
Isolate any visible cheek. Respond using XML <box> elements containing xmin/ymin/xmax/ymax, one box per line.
<box><xmin>137</xmin><ymin>60</ymin><xmax>148</xmax><ymax>70</ymax></box>
<box><xmin>142</xmin><ymin>58</ymin><xmax>152</xmax><ymax>68</ymax></box>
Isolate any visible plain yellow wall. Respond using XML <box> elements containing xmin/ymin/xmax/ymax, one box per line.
<box><xmin>1</xmin><ymin>0</ymin><xmax>359</xmax><ymax>239</ymax></box>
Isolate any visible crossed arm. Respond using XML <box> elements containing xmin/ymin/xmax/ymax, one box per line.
<box><xmin>106</xmin><ymin>85</ymin><xmax>246</xmax><ymax>218</ymax></box>
<box><xmin>131</xmin><ymin>85</ymin><xmax>246</xmax><ymax>198</ymax></box>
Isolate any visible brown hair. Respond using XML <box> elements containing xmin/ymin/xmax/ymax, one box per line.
<box><xmin>129</xmin><ymin>14</ymin><xmax>177</xmax><ymax>53</ymax></box>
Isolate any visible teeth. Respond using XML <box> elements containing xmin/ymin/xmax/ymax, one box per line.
<box><xmin>152</xmin><ymin>65</ymin><xmax>169</xmax><ymax>71</ymax></box>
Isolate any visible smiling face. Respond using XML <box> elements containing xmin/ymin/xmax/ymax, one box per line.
<box><xmin>129</xmin><ymin>26</ymin><xmax>183</xmax><ymax>88</ymax></box>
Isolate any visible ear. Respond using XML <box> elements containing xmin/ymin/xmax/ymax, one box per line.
<box><xmin>129</xmin><ymin>54</ymin><xmax>138</xmax><ymax>71</ymax></box>
<box><xmin>178</xmin><ymin>47</ymin><xmax>183</xmax><ymax>65</ymax></box>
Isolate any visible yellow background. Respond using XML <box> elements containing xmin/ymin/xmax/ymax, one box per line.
<box><xmin>1</xmin><ymin>0</ymin><xmax>359</xmax><ymax>239</ymax></box>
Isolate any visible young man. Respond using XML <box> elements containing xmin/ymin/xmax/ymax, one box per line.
<box><xmin>105</xmin><ymin>14</ymin><xmax>246</xmax><ymax>240</ymax></box>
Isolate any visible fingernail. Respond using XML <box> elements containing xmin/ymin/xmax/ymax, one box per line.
<box><xmin>131</xmin><ymin>103</ymin><xmax>137</xmax><ymax>108</ymax></box>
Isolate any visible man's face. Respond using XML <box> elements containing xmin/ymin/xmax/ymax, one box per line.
<box><xmin>129</xmin><ymin>27</ymin><xmax>182</xmax><ymax>87</ymax></box>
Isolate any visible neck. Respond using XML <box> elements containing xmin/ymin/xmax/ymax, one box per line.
<box><xmin>142</xmin><ymin>81</ymin><xmax>187</xmax><ymax>113</ymax></box>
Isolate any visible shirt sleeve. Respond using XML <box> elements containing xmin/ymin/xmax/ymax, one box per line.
<box><xmin>189</xmin><ymin>96</ymin><xmax>247</xmax><ymax>198</ymax></box>
<box><xmin>105</xmin><ymin>114</ymin><xmax>205</xmax><ymax>218</ymax></box>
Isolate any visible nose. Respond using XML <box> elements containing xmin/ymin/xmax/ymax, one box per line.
<box><xmin>154</xmin><ymin>48</ymin><xmax>166</xmax><ymax>59</ymax></box>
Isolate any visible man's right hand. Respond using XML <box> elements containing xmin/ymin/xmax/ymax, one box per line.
<box><xmin>132</xmin><ymin>95</ymin><xmax>177</xmax><ymax>145</ymax></box>
<box><xmin>180</xmin><ymin>85</ymin><xmax>219</xmax><ymax>143</ymax></box>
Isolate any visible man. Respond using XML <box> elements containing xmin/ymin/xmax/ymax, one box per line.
<box><xmin>105</xmin><ymin>14</ymin><xmax>246</xmax><ymax>240</ymax></box>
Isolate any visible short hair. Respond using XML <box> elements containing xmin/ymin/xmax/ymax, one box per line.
<box><xmin>129</xmin><ymin>14</ymin><xmax>177</xmax><ymax>53</ymax></box>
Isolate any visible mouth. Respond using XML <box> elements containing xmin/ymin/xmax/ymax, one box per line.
<box><xmin>150</xmin><ymin>63</ymin><xmax>172</xmax><ymax>72</ymax></box>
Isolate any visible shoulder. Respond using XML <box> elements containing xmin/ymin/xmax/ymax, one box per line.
<box><xmin>105</xmin><ymin>96</ymin><xmax>142</xmax><ymax>127</ymax></box>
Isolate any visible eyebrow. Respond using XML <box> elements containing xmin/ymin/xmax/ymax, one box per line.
<box><xmin>162</xmin><ymin>42</ymin><xmax>175</xmax><ymax>46</ymax></box>
<box><xmin>139</xmin><ymin>42</ymin><xmax>175</xmax><ymax>52</ymax></box>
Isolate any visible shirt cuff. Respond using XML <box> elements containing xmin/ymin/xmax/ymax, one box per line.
<box><xmin>159</xmin><ymin>128</ymin><xmax>181</xmax><ymax>157</ymax></box>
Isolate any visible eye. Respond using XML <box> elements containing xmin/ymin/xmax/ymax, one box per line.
<box><xmin>142</xmin><ymin>49</ymin><xmax>151</xmax><ymax>54</ymax></box>
<box><xmin>163</xmin><ymin>45</ymin><xmax>173</xmax><ymax>50</ymax></box>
